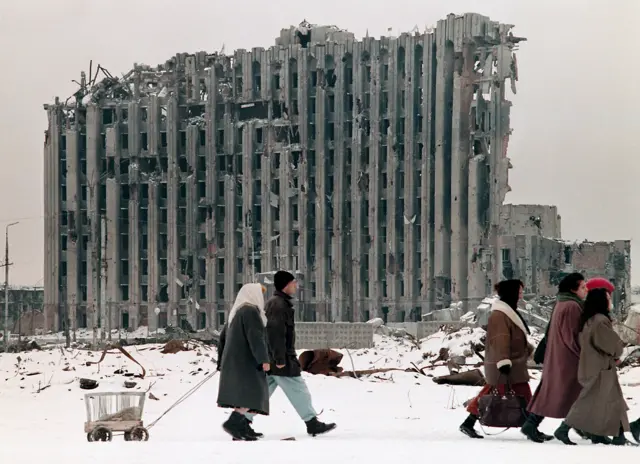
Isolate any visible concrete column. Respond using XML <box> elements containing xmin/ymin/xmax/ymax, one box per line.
<box><xmin>433</xmin><ymin>27</ymin><xmax>455</xmax><ymax>308</ymax></box>
<box><xmin>65</xmin><ymin>128</ymin><xmax>80</xmax><ymax>333</ymax></box>
<box><xmin>85</xmin><ymin>105</ymin><xmax>101</xmax><ymax>330</ymax></box>
<box><xmin>186</xmin><ymin>125</ymin><xmax>199</xmax><ymax>328</ymax></box>
<box><xmin>403</xmin><ymin>36</ymin><xmax>419</xmax><ymax>319</ymax></box>
<box><xmin>386</xmin><ymin>42</ymin><xmax>401</xmax><ymax>321</ymax></box>
<box><xmin>449</xmin><ymin>44</ymin><xmax>474</xmax><ymax>304</ymax></box>
<box><xmin>314</xmin><ymin>50</ymin><xmax>329</xmax><ymax>322</ymax></box>
<box><xmin>147</xmin><ymin>181</ymin><xmax>160</xmax><ymax>331</ymax></box>
<box><xmin>166</xmin><ymin>97</ymin><xmax>180</xmax><ymax>325</ymax></box>
<box><xmin>44</xmin><ymin>108</ymin><xmax>61</xmax><ymax>332</ymax></box>
<box><xmin>260</xmin><ymin>108</ymin><xmax>274</xmax><ymax>277</ymax></box>
<box><xmin>148</xmin><ymin>96</ymin><xmax>160</xmax><ymax>157</ymax></box>
<box><xmin>331</xmin><ymin>47</ymin><xmax>346</xmax><ymax>322</ymax></box>
<box><xmin>367</xmin><ymin>41</ymin><xmax>382</xmax><ymax>319</ymax></box>
<box><xmin>420</xmin><ymin>33</ymin><xmax>436</xmax><ymax>314</ymax></box>
<box><xmin>205</xmin><ymin>65</ymin><xmax>219</xmax><ymax>328</ymax></box>
<box><xmin>224</xmin><ymin>107</ymin><xmax>237</xmax><ymax>313</ymax></box>
<box><xmin>105</xmin><ymin>177</ymin><xmax>120</xmax><ymax>332</ymax></box>
<box><xmin>242</xmin><ymin>121</ymin><xmax>255</xmax><ymax>282</ymax></box>
<box><xmin>127</xmin><ymin>102</ymin><xmax>141</xmax><ymax>329</ymax></box>
<box><xmin>242</xmin><ymin>50</ymin><xmax>253</xmax><ymax>102</ymax></box>
<box><xmin>279</xmin><ymin>48</ymin><xmax>293</xmax><ymax>273</ymax></box>
<box><xmin>296</xmin><ymin>48</ymin><xmax>310</xmax><ymax>319</ymax></box>
<box><xmin>223</xmin><ymin>174</ymin><xmax>237</xmax><ymax>317</ymax></box>
<box><xmin>350</xmin><ymin>43</ymin><xmax>364</xmax><ymax>322</ymax></box>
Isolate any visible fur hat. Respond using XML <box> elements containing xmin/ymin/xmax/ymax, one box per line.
<box><xmin>586</xmin><ymin>277</ymin><xmax>615</xmax><ymax>293</ymax></box>
<box><xmin>274</xmin><ymin>271</ymin><xmax>295</xmax><ymax>292</ymax></box>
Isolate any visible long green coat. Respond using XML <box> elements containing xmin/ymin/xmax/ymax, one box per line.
<box><xmin>216</xmin><ymin>304</ymin><xmax>270</xmax><ymax>415</ymax></box>
<box><xmin>565</xmin><ymin>313</ymin><xmax>628</xmax><ymax>436</ymax></box>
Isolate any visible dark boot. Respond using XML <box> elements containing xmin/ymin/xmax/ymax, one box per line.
<box><xmin>520</xmin><ymin>414</ymin><xmax>545</xmax><ymax>443</ymax></box>
<box><xmin>590</xmin><ymin>435</ymin><xmax>613</xmax><ymax>445</ymax></box>
<box><xmin>554</xmin><ymin>421</ymin><xmax>576</xmax><ymax>446</ymax></box>
<box><xmin>459</xmin><ymin>414</ymin><xmax>483</xmax><ymax>439</ymax></box>
<box><xmin>223</xmin><ymin>411</ymin><xmax>257</xmax><ymax>441</ymax></box>
<box><xmin>244</xmin><ymin>418</ymin><xmax>264</xmax><ymax>439</ymax></box>
<box><xmin>305</xmin><ymin>417</ymin><xmax>336</xmax><ymax>437</ymax></box>
<box><xmin>611</xmin><ymin>425</ymin><xmax>638</xmax><ymax>447</ymax></box>
<box><xmin>630</xmin><ymin>419</ymin><xmax>640</xmax><ymax>443</ymax></box>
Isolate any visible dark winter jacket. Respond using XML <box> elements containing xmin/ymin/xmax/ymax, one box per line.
<box><xmin>216</xmin><ymin>304</ymin><xmax>270</xmax><ymax>415</ymax></box>
<box><xmin>266</xmin><ymin>291</ymin><xmax>302</xmax><ymax>377</ymax></box>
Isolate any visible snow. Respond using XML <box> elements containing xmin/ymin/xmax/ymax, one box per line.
<box><xmin>2</xmin><ymin>331</ymin><xmax>640</xmax><ymax>463</ymax></box>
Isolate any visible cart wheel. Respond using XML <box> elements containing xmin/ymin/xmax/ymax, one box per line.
<box><xmin>124</xmin><ymin>426</ymin><xmax>149</xmax><ymax>442</ymax></box>
<box><xmin>91</xmin><ymin>426</ymin><xmax>113</xmax><ymax>442</ymax></box>
<box><xmin>86</xmin><ymin>432</ymin><xmax>94</xmax><ymax>442</ymax></box>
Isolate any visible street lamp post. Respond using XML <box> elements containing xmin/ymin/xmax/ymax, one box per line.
<box><xmin>3</xmin><ymin>221</ymin><xmax>19</xmax><ymax>352</ymax></box>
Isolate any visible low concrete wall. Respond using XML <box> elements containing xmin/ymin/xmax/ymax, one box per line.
<box><xmin>387</xmin><ymin>321</ymin><xmax>471</xmax><ymax>340</ymax></box>
<box><xmin>295</xmin><ymin>322</ymin><xmax>374</xmax><ymax>349</ymax></box>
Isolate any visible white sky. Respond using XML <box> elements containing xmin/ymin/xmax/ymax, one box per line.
<box><xmin>0</xmin><ymin>0</ymin><xmax>638</xmax><ymax>285</ymax></box>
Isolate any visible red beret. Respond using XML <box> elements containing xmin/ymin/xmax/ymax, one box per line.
<box><xmin>586</xmin><ymin>277</ymin><xmax>615</xmax><ymax>293</ymax></box>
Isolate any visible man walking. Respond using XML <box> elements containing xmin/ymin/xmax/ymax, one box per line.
<box><xmin>521</xmin><ymin>273</ymin><xmax>588</xmax><ymax>444</ymax></box>
<box><xmin>245</xmin><ymin>270</ymin><xmax>336</xmax><ymax>438</ymax></box>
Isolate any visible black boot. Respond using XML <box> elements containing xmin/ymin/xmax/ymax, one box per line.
<box><xmin>223</xmin><ymin>411</ymin><xmax>257</xmax><ymax>441</ymax></box>
<box><xmin>611</xmin><ymin>425</ymin><xmax>638</xmax><ymax>447</ymax></box>
<box><xmin>459</xmin><ymin>414</ymin><xmax>483</xmax><ymax>439</ymax></box>
<box><xmin>590</xmin><ymin>435</ymin><xmax>613</xmax><ymax>445</ymax></box>
<box><xmin>554</xmin><ymin>421</ymin><xmax>576</xmax><ymax>445</ymax></box>
<box><xmin>244</xmin><ymin>418</ymin><xmax>264</xmax><ymax>439</ymax></box>
<box><xmin>520</xmin><ymin>414</ymin><xmax>545</xmax><ymax>443</ymax></box>
<box><xmin>630</xmin><ymin>419</ymin><xmax>640</xmax><ymax>443</ymax></box>
<box><xmin>305</xmin><ymin>417</ymin><xmax>336</xmax><ymax>437</ymax></box>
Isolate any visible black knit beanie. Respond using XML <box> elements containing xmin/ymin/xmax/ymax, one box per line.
<box><xmin>274</xmin><ymin>270</ymin><xmax>295</xmax><ymax>292</ymax></box>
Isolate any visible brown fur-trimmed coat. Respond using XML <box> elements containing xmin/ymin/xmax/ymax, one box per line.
<box><xmin>484</xmin><ymin>300</ymin><xmax>533</xmax><ymax>386</ymax></box>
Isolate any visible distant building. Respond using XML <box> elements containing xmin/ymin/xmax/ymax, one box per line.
<box><xmin>499</xmin><ymin>205</ymin><xmax>631</xmax><ymax>310</ymax></box>
<box><xmin>0</xmin><ymin>286</ymin><xmax>44</xmax><ymax>335</ymax></box>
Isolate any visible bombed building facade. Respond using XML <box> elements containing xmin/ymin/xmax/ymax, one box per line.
<box><xmin>42</xmin><ymin>13</ymin><xmax>623</xmax><ymax>333</ymax></box>
<box><xmin>499</xmin><ymin>204</ymin><xmax>631</xmax><ymax>309</ymax></box>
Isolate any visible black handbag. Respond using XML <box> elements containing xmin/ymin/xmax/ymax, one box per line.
<box><xmin>477</xmin><ymin>382</ymin><xmax>528</xmax><ymax>428</ymax></box>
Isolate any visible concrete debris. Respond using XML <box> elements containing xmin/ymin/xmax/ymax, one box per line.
<box><xmin>432</xmin><ymin>368</ymin><xmax>486</xmax><ymax>387</ymax></box>
<box><xmin>79</xmin><ymin>378</ymin><xmax>99</xmax><ymax>390</ymax></box>
<box><xmin>160</xmin><ymin>339</ymin><xmax>188</xmax><ymax>354</ymax></box>
<box><xmin>616</xmin><ymin>305</ymin><xmax>640</xmax><ymax>345</ymax></box>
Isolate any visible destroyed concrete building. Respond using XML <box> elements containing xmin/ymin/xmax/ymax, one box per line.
<box><xmin>499</xmin><ymin>204</ymin><xmax>631</xmax><ymax>309</ymax></box>
<box><xmin>43</xmin><ymin>12</ymin><xmax>531</xmax><ymax>332</ymax></box>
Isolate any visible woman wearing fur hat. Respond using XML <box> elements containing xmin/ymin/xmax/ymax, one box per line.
<box><xmin>217</xmin><ymin>283</ymin><xmax>271</xmax><ymax>441</ymax></box>
<box><xmin>460</xmin><ymin>279</ymin><xmax>534</xmax><ymax>439</ymax></box>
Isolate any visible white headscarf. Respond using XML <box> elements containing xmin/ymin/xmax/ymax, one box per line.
<box><xmin>227</xmin><ymin>283</ymin><xmax>267</xmax><ymax>327</ymax></box>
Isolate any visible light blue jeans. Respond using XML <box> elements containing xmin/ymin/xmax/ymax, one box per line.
<box><xmin>245</xmin><ymin>375</ymin><xmax>317</xmax><ymax>422</ymax></box>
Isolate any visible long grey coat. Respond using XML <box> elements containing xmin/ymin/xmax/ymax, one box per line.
<box><xmin>216</xmin><ymin>304</ymin><xmax>270</xmax><ymax>415</ymax></box>
<box><xmin>565</xmin><ymin>313</ymin><xmax>628</xmax><ymax>436</ymax></box>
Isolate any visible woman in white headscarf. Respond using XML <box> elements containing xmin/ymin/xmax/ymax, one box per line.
<box><xmin>217</xmin><ymin>283</ymin><xmax>271</xmax><ymax>441</ymax></box>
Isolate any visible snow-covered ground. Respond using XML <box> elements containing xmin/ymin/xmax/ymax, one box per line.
<box><xmin>2</xmin><ymin>329</ymin><xmax>640</xmax><ymax>463</ymax></box>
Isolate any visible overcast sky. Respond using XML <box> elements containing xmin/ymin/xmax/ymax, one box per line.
<box><xmin>0</xmin><ymin>0</ymin><xmax>638</xmax><ymax>286</ymax></box>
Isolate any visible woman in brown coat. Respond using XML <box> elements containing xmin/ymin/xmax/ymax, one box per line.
<box><xmin>460</xmin><ymin>279</ymin><xmax>533</xmax><ymax>439</ymax></box>
<box><xmin>564</xmin><ymin>288</ymin><xmax>634</xmax><ymax>446</ymax></box>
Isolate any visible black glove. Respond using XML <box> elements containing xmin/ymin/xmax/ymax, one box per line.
<box><xmin>498</xmin><ymin>364</ymin><xmax>512</xmax><ymax>375</ymax></box>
